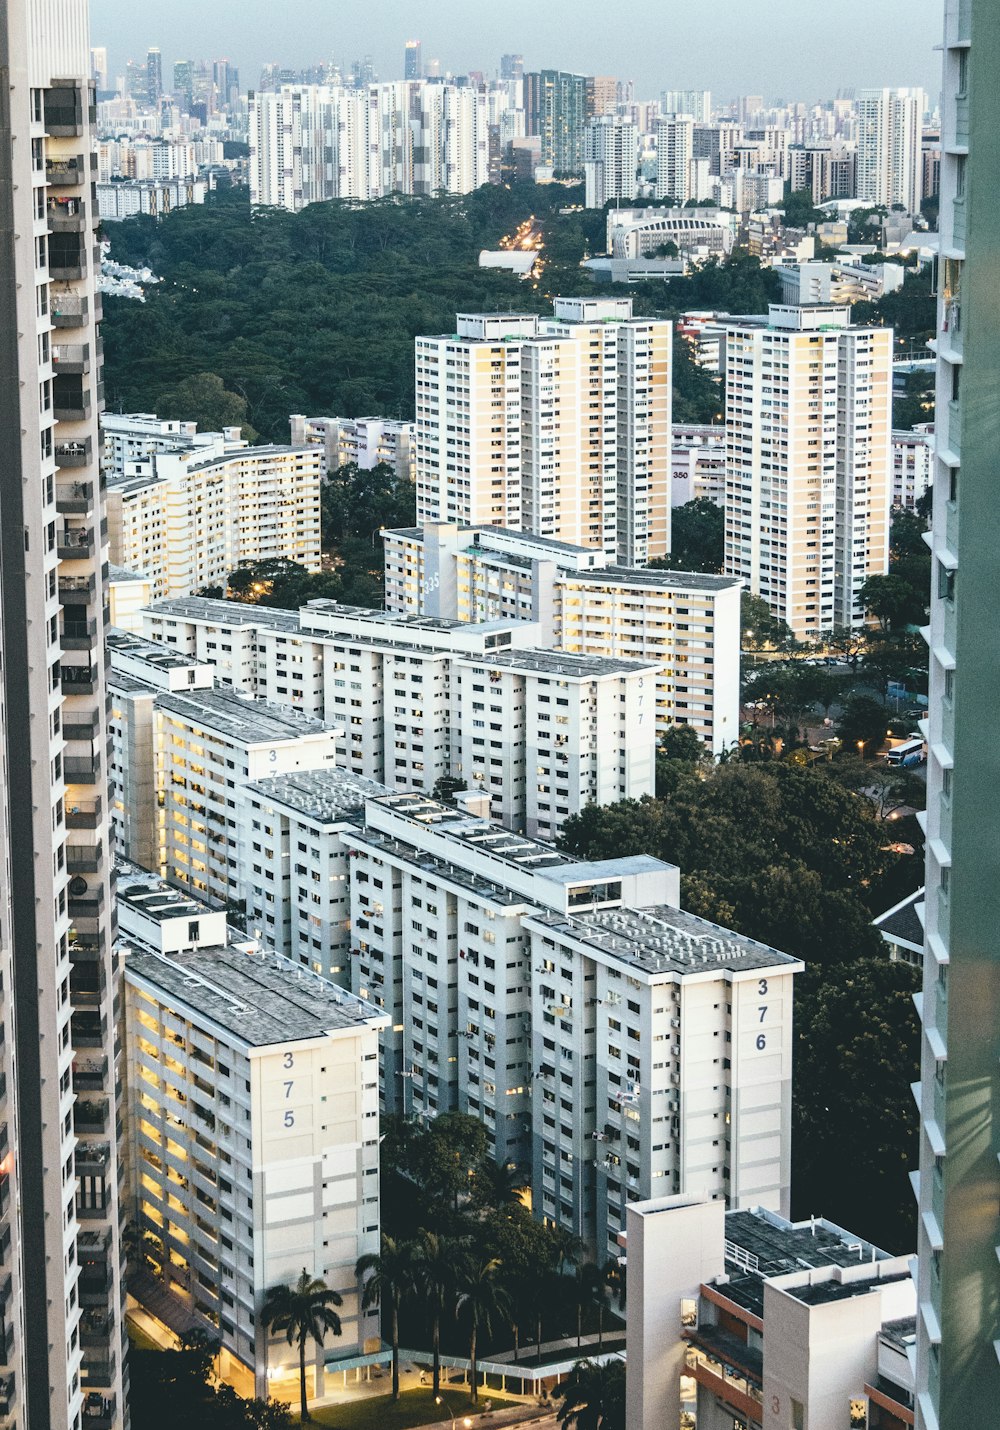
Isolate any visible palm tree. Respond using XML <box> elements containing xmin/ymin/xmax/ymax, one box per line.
<box><xmin>579</xmin><ymin>1261</ymin><xmax>615</xmax><ymax>1350</ymax></box>
<box><xmin>557</xmin><ymin>1358</ymin><xmax>626</xmax><ymax>1430</ymax></box>
<box><xmin>470</xmin><ymin>1157</ymin><xmax>529</xmax><ymax>1209</ymax></box>
<box><xmin>455</xmin><ymin>1256</ymin><xmax>509</xmax><ymax>1404</ymax></box>
<box><xmin>413</xmin><ymin>1230</ymin><xmax>460</xmax><ymax>1397</ymax></box>
<box><xmin>355</xmin><ymin>1235</ymin><xmax>415</xmax><ymax>1401</ymax></box>
<box><xmin>260</xmin><ymin>1268</ymin><xmax>343</xmax><ymax>1422</ymax></box>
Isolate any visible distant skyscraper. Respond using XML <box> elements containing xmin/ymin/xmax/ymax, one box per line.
<box><xmin>663</xmin><ymin>88</ymin><xmax>711</xmax><ymax>123</ymax></box>
<box><xmin>425</xmin><ymin>57</ymin><xmax>441</xmax><ymax>79</ymax></box>
<box><xmin>914</xmin><ymin>3</ymin><xmax>1000</xmax><ymax>1427</ymax></box>
<box><xmin>90</xmin><ymin>43</ymin><xmax>108</xmax><ymax>92</ymax></box>
<box><xmin>856</xmin><ymin>87</ymin><xmax>924</xmax><ymax>215</ymax></box>
<box><xmin>583</xmin><ymin>114</ymin><xmax>639</xmax><ymax>208</ymax></box>
<box><xmin>173</xmin><ymin>59</ymin><xmax>194</xmax><ymax>111</ymax></box>
<box><xmin>655</xmin><ymin>113</ymin><xmax>695</xmax><ymax>202</ymax></box>
<box><xmin>146</xmin><ymin>45</ymin><xmax>162</xmax><ymax>105</ymax></box>
<box><xmin>404</xmin><ymin>38</ymin><xmax>421</xmax><ymax>80</ymax></box>
<box><xmin>0</xmin><ymin>0</ymin><xmax>127</xmax><ymax>1424</ymax></box>
<box><xmin>585</xmin><ymin>75</ymin><xmax>618</xmax><ymax>118</ymax></box>
<box><xmin>531</xmin><ymin>70</ymin><xmax>588</xmax><ymax>175</ymax></box>
<box><xmin>500</xmin><ymin>53</ymin><xmax>523</xmax><ymax>81</ymax></box>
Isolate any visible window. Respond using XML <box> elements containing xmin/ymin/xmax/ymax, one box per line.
<box><xmin>791</xmin><ymin>1399</ymin><xmax>805</xmax><ymax>1430</ymax></box>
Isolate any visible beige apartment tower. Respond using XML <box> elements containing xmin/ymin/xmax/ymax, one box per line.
<box><xmin>0</xmin><ymin>0</ymin><xmax>127</xmax><ymax>1426</ymax></box>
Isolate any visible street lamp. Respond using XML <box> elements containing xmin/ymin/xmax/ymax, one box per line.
<box><xmin>434</xmin><ymin>1393</ymin><xmax>472</xmax><ymax>1429</ymax></box>
<box><xmin>857</xmin><ymin>740</ymin><xmax>865</xmax><ymax>761</ymax></box>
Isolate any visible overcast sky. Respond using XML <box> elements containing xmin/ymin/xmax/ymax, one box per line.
<box><xmin>90</xmin><ymin>0</ymin><xmax>943</xmax><ymax>104</ymax></box>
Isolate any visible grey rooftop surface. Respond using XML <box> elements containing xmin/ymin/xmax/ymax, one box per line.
<box><xmin>126</xmin><ymin>943</ymin><xmax>385</xmax><ymax>1046</ymax></box>
<box><xmin>146</xmin><ymin>597</ymin><xmax>302</xmax><ymax>631</ymax></box>
<box><xmin>874</xmin><ymin>888</ymin><xmax>925</xmax><ymax>951</ymax></box>
<box><xmin>528</xmin><ymin>904</ymin><xmax>802</xmax><ymax>976</ymax></box>
<box><xmin>155</xmin><ymin>686</ymin><xmax>331</xmax><ymax>743</ymax></box>
<box><xmin>108</xmin><ymin>563</ymin><xmax>149</xmax><ymax>583</ymax></box>
<box><xmin>571</xmin><ymin>566</ymin><xmax>741</xmax><ymax>593</ymax></box>
<box><xmin>881</xmin><ymin>1316</ymin><xmax>918</xmax><ymax>1351</ymax></box>
<box><xmin>245</xmin><ymin>768</ymin><xmax>388</xmax><ymax>824</ymax></box>
<box><xmin>107</xmin><ymin>626</ymin><xmax>203</xmax><ymax>672</ymax></box>
<box><xmin>467</xmin><ymin>647</ymin><xmax>659</xmax><ymax>678</ymax></box>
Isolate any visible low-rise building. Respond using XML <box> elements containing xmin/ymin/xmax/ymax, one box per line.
<box><xmin>874</xmin><ymin>888</ymin><xmax>925</xmax><ymax>968</ymax></box>
<box><xmin>138</xmin><ymin>598</ymin><xmax>657</xmax><ymax>834</ymax></box>
<box><xmin>119</xmin><ymin>865</ymin><xmax>387</xmax><ymax>1400</ymax></box>
<box><xmin>775</xmin><ymin>258</ymin><xmax>906</xmax><ymax>307</ymax></box>
<box><xmin>336</xmin><ymin>792</ymin><xmax>801</xmax><ymax>1260</ymax></box>
<box><xmin>381</xmin><ymin>524</ymin><xmax>741</xmax><ymax>753</ymax></box>
<box><xmin>625</xmin><ymin>1196</ymin><xmax>916</xmax><ymax>1430</ymax></box>
<box><xmin>104</xmin><ymin>416</ymin><xmax>322</xmax><ymax>599</ymax></box>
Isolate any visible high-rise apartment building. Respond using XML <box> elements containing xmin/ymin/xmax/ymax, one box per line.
<box><xmin>584</xmin><ymin>75</ymin><xmax>618</xmax><ymax>119</ymax></box>
<box><xmin>856</xmin><ymin>87</ymin><xmax>924</xmax><ymax>216</ymax></box>
<box><xmin>914</xmin><ymin>3</ymin><xmax>1000</xmax><ymax>1426</ymax></box>
<box><xmin>90</xmin><ymin>43</ymin><xmax>108</xmax><ymax>92</ymax></box>
<box><xmin>583</xmin><ymin>114</ymin><xmax>639</xmax><ymax>208</ymax></box>
<box><xmin>0</xmin><ymin>1</ymin><xmax>127</xmax><ymax>1424</ymax></box>
<box><xmin>173</xmin><ymin>59</ymin><xmax>195</xmax><ymax>111</ymax></box>
<box><xmin>663</xmin><ymin>89</ymin><xmax>711</xmax><ymax>123</ymax></box>
<box><xmin>723</xmin><ymin>304</ymin><xmax>893</xmax><ymax>640</ymax></box>
<box><xmin>414</xmin><ymin>298</ymin><xmax>672</xmax><ymax>567</ymax></box>
<box><xmin>531</xmin><ymin>70</ymin><xmax>588</xmax><ymax>175</ymax></box>
<box><xmin>145</xmin><ymin>46</ymin><xmax>162</xmax><ymax>106</ymax></box>
<box><xmin>655</xmin><ymin>113</ymin><xmax>695</xmax><ymax>202</ymax></box>
<box><xmin>500</xmin><ymin>53</ymin><xmax>524</xmax><ymax>82</ymax></box>
<box><xmin>404</xmin><ymin>39</ymin><xmax>422</xmax><ymax>81</ymax></box>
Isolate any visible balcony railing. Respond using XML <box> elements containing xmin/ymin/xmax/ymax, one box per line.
<box><xmin>46</xmin><ymin>156</ymin><xmax>86</xmax><ymax>186</ymax></box>
<box><xmin>61</xmin><ymin>618</ymin><xmax>98</xmax><ymax>651</ymax></box>
<box><xmin>61</xmin><ymin>665</ymin><xmax>97</xmax><ymax>695</ymax></box>
<box><xmin>67</xmin><ymin>843</ymin><xmax>103</xmax><ymax>874</ymax></box>
<box><xmin>74</xmin><ymin>1099</ymin><xmax>109</xmax><ymax>1133</ymax></box>
<box><xmin>52</xmin><ymin>344</ymin><xmax>91</xmax><ymax>375</ymax></box>
<box><xmin>64</xmin><ymin>752</ymin><xmax>101</xmax><ymax>783</ymax></box>
<box><xmin>58</xmin><ymin>525</ymin><xmax>95</xmax><ymax>559</ymax></box>
<box><xmin>51</xmin><ymin>294</ymin><xmax>90</xmax><ymax>328</ymax></box>
<box><xmin>83</xmin><ymin>1394</ymin><xmax>116</xmax><ymax>1429</ymax></box>
<box><xmin>59</xmin><ymin>573</ymin><xmax>96</xmax><ymax>602</ymax></box>
<box><xmin>52</xmin><ymin>382</ymin><xmax>92</xmax><ymax>422</ymax></box>
<box><xmin>48</xmin><ymin>198</ymin><xmax>86</xmax><ymax>231</ymax></box>
<box><xmin>73</xmin><ymin>1058</ymin><xmax>108</xmax><ymax>1092</ymax></box>
<box><xmin>56</xmin><ymin>477</ymin><xmax>93</xmax><ymax>510</ymax></box>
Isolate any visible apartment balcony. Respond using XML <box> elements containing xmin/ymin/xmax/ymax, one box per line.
<box><xmin>82</xmin><ymin>1391</ymin><xmax>116</xmax><ymax>1428</ymax></box>
<box><xmin>48</xmin><ymin>232</ymin><xmax>88</xmax><ymax>280</ymax></box>
<box><xmin>52</xmin><ymin>343</ymin><xmax>91</xmax><ymax>376</ymax></box>
<box><xmin>71</xmin><ymin>1012</ymin><xmax>107</xmax><ymax>1050</ymax></box>
<box><xmin>44</xmin><ymin>84</ymin><xmax>86</xmax><ymax>136</ymax></box>
<box><xmin>79</xmin><ymin>1309</ymin><xmax>111</xmax><ymax>1349</ymax></box>
<box><xmin>74</xmin><ymin>1098</ymin><xmax>110</xmax><ymax>1142</ymax></box>
<box><xmin>0</xmin><ymin>1320</ymin><xmax>12</xmax><ymax>1370</ymax></box>
<box><xmin>61</xmin><ymin>663</ymin><xmax>97</xmax><ymax>694</ymax></box>
<box><xmin>64</xmin><ymin>750</ymin><xmax>101</xmax><ymax>783</ymax></box>
<box><xmin>46</xmin><ymin>155</ymin><xmax>86</xmax><ymax>186</ymax></box>
<box><xmin>59</xmin><ymin>572</ymin><xmax>96</xmax><ymax>603</ymax></box>
<box><xmin>67</xmin><ymin>842</ymin><xmax>103</xmax><ymax>875</ymax></box>
<box><xmin>55</xmin><ymin>438</ymin><xmax>93</xmax><ymax>469</ymax></box>
<box><xmin>53</xmin><ymin>376</ymin><xmax>92</xmax><ymax>422</ymax></box>
<box><xmin>56</xmin><ymin>477</ymin><xmax>94</xmax><ymax>512</ymax></box>
<box><xmin>68</xmin><ymin>932</ymin><xmax>104</xmax><ymax>964</ymax></box>
<box><xmin>61</xmin><ymin>618</ymin><xmax>98</xmax><ymax>654</ymax></box>
<box><xmin>82</xmin><ymin>1348</ymin><xmax>117</xmax><ymax>1391</ymax></box>
<box><xmin>58</xmin><ymin>524</ymin><xmax>95</xmax><ymax>559</ymax></box>
<box><xmin>51</xmin><ymin>294</ymin><xmax>90</xmax><ymax>329</ymax></box>
<box><xmin>48</xmin><ymin>197</ymin><xmax>87</xmax><ymax>231</ymax></box>
<box><xmin>73</xmin><ymin>1057</ymin><xmax>108</xmax><ymax>1092</ymax></box>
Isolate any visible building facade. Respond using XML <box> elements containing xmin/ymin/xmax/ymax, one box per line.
<box><xmin>913</xmin><ymin>2</ymin><xmax>1000</xmax><ymax>1426</ymax></box>
<box><xmin>288</xmin><ymin>414</ymin><xmax>415</xmax><ymax>483</ymax></box>
<box><xmin>723</xmin><ymin>304</ymin><xmax>893</xmax><ymax>640</ymax></box>
<box><xmin>0</xmin><ymin>1</ymin><xmax>127</xmax><ymax>1424</ymax></box>
<box><xmin>382</xmin><ymin>524</ymin><xmax>742</xmax><ymax>754</ymax></box>
<box><xmin>856</xmin><ymin>88</ymin><xmax>924</xmax><ymax>216</ymax></box>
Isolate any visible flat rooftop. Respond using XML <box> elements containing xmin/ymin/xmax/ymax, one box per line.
<box><xmin>468</xmin><ymin>648</ymin><xmax>659</xmax><ymax>678</ymax></box>
<box><xmin>108</xmin><ymin>564</ymin><xmax>149</xmax><ymax>584</ymax></box>
<box><xmin>571</xmin><ymin>566</ymin><xmax>741</xmax><ymax>594</ymax></box>
<box><xmin>126</xmin><ymin>944</ymin><xmax>385</xmax><ymax>1045</ymax></box>
<box><xmin>155</xmin><ymin>687</ymin><xmax>331</xmax><ymax>744</ymax></box>
<box><xmin>116</xmin><ymin>861</ymin><xmax>214</xmax><ymax>924</ymax></box>
<box><xmin>529</xmin><ymin>905</ymin><xmax>802</xmax><ymax>977</ymax></box>
<box><xmin>366</xmin><ymin>791</ymin><xmax>574</xmax><ymax>872</ymax></box>
<box><xmin>107</xmin><ymin>626</ymin><xmax>204</xmax><ymax>672</ymax></box>
<box><xmin>245</xmin><ymin>768</ymin><xmax>388</xmax><ymax>824</ymax></box>
<box><xmin>146</xmin><ymin>597</ymin><xmax>302</xmax><ymax>632</ymax></box>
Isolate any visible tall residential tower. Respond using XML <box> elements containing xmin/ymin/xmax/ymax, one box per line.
<box><xmin>914</xmin><ymin>3</ymin><xmax>1000</xmax><ymax>1426</ymax></box>
<box><xmin>0</xmin><ymin>0</ymin><xmax>127</xmax><ymax>1425</ymax></box>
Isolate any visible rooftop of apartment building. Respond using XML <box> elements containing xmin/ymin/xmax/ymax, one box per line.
<box><xmin>116</xmin><ymin>861</ymin><xmax>214</xmax><ymax>924</ymax></box>
<box><xmin>146</xmin><ymin>596</ymin><xmax>303</xmax><ymax>631</ymax></box>
<box><xmin>107</xmin><ymin>626</ymin><xmax>203</xmax><ymax>672</ymax></box>
<box><xmin>467</xmin><ymin>647</ymin><xmax>661</xmax><ymax>678</ymax></box>
<box><xmin>125</xmin><ymin>942</ymin><xmax>386</xmax><ymax>1045</ymax></box>
<box><xmin>106</xmin><ymin>442</ymin><xmax>311</xmax><ymax>492</ymax></box>
<box><xmin>527</xmin><ymin>904</ymin><xmax>803</xmax><ymax>977</ymax></box>
<box><xmin>880</xmin><ymin>1316</ymin><xmax>917</xmax><ymax>1353</ymax></box>
<box><xmin>108</xmin><ymin>563</ymin><xmax>150</xmax><ymax>584</ymax></box>
<box><xmin>571</xmin><ymin>566</ymin><xmax>741</xmax><ymax>594</ymax></box>
<box><xmin>244</xmin><ymin>768</ymin><xmax>388</xmax><ymax>825</ymax></box>
<box><xmin>155</xmin><ymin>686</ymin><xmax>333</xmax><ymax>743</ymax></box>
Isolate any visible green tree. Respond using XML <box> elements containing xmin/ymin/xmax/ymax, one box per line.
<box><xmin>649</xmin><ymin>497</ymin><xmax>724</xmax><ymax>574</ymax></box>
<box><xmin>836</xmin><ymin>694</ymin><xmax>890</xmax><ymax>757</ymax></box>
<box><xmin>792</xmin><ymin>959</ymin><xmax>921</xmax><ymax>1250</ymax></box>
<box><xmin>557</xmin><ymin>1358</ymin><xmax>627</xmax><ymax>1430</ymax></box>
<box><xmin>156</xmin><ymin>372</ymin><xmax>259</xmax><ymax>442</ymax></box>
<box><xmin>658</xmin><ymin>725</ymin><xmax>706</xmax><ymax>766</ymax></box>
<box><xmin>857</xmin><ymin>573</ymin><xmax>922</xmax><ymax>633</ymax></box>
<box><xmin>259</xmin><ymin>1269</ymin><xmax>343</xmax><ymax>1422</ymax></box>
<box><xmin>825</xmin><ymin>624</ymin><xmax>866</xmax><ymax>669</ymax></box>
<box><xmin>128</xmin><ymin>1331</ymin><xmax>295</xmax><ymax>1430</ymax></box>
<box><xmin>355</xmin><ymin>1236</ymin><xmax>416</xmax><ymax>1401</ymax></box>
<box><xmin>780</xmin><ymin>187</ymin><xmax>823</xmax><ymax>227</ymax></box>
<box><xmin>455</xmin><ymin>1257</ymin><xmax>510</xmax><ymax>1403</ymax></box>
<box><xmin>413</xmin><ymin>1231</ymin><xmax>461</xmax><ymax>1397</ymax></box>
<box><xmin>741</xmin><ymin>591</ymin><xmax>794</xmax><ymax>653</ymax></box>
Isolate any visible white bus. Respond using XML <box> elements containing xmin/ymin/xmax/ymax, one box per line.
<box><xmin>885</xmin><ymin>736</ymin><xmax>925</xmax><ymax>768</ymax></box>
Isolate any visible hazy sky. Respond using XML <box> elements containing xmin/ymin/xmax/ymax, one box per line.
<box><xmin>91</xmin><ymin>0</ymin><xmax>943</xmax><ymax>103</ymax></box>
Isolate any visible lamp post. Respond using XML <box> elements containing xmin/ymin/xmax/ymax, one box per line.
<box><xmin>434</xmin><ymin>1393</ymin><xmax>472</xmax><ymax>1430</ymax></box>
<box><xmin>857</xmin><ymin>739</ymin><xmax>865</xmax><ymax>762</ymax></box>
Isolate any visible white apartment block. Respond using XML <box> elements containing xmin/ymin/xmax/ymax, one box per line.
<box><xmin>583</xmin><ymin>115</ymin><xmax>639</xmax><ymax>208</ymax></box>
<box><xmin>655</xmin><ymin>114</ymin><xmax>695</xmax><ymax>203</ymax></box>
<box><xmin>723</xmin><ymin>304</ymin><xmax>893</xmax><ymax>640</ymax></box>
<box><xmin>101</xmin><ymin>411</ymin><xmax>244</xmax><ymax>474</ymax></box>
<box><xmin>289</xmin><ymin>414</ymin><xmax>415</xmax><ymax>483</ymax></box>
<box><xmin>856</xmin><ymin>88</ymin><xmax>924</xmax><ymax>216</ymax></box>
<box><xmin>338</xmin><ymin>792</ymin><xmax>801</xmax><ymax>1260</ymax></box>
<box><xmin>119</xmin><ymin>867</ymin><xmax>387</xmax><ymax>1400</ymax></box>
<box><xmin>775</xmin><ymin>258</ymin><xmax>906</xmax><ymax>308</ymax></box>
<box><xmin>239</xmin><ymin>769</ymin><xmax>388</xmax><ymax>983</ymax></box>
<box><xmin>249</xmin><ymin>82</ymin><xmax>489</xmax><ymax>209</ymax></box>
<box><xmin>382</xmin><ymin>524</ymin><xmax>742</xmax><ymax>753</ymax></box>
<box><xmin>138</xmin><ymin>597</ymin><xmax>655</xmax><ymax>833</ymax></box>
<box><xmin>672</xmin><ymin>425</ymin><xmax>726</xmax><ymax>507</ymax></box>
<box><xmin>107</xmin><ymin>630</ymin><xmax>340</xmax><ymax>905</ymax></box>
<box><xmin>414</xmin><ymin>298</ymin><xmax>672</xmax><ymax>568</ymax></box>
<box><xmin>663</xmin><ymin>90</ymin><xmax>711</xmax><ymax>124</ymax></box>
<box><xmin>892</xmin><ymin>428</ymin><xmax>934</xmax><ymax>510</ymax></box>
<box><xmin>106</xmin><ymin>427</ymin><xmax>322</xmax><ymax>600</ymax></box>
<box><xmin>108</xmin><ymin>564</ymin><xmax>154</xmax><ymax>632</ymax></box>
<box><xmin>625</xmin><ymin>1196</ymin><xmax>915</xmax><ymax>1430</ymax></box>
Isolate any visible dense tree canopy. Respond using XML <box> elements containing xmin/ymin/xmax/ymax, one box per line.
<box><xmin>650</xmin><ymin>497</ymin><xmax>725</xmax><ymax>575</ymax></box>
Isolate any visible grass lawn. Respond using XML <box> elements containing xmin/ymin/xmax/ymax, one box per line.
<box><xmin>302</xmin><ymin>1388</ymin><xmax>523</xmax><ymax>1429</ymax></box>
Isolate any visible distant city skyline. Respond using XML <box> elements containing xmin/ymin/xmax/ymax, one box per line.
<box><xmin>90</xmin><ymin>0</ymin><xmax>941</xmax><ymax>102</ymax></box>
